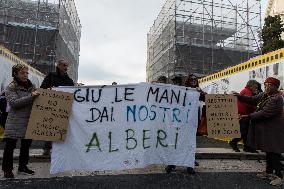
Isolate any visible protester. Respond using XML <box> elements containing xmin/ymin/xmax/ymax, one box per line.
<box><xmin>234</xmin><ymin>77</ymin><xmax>284</xmax><ymax>186</ymax></box>
<box><xmin>165</xmin><ymin>74</ymin><xmax>201</xmax><ymax>175</ymax></box>
<box><xmin>185</xmin><ymin>74</ymin><xmax>206</xmax><ymax>100</ymax></box>
<box><xmin>155</xmin><ymin>76</ymin><xmax>167</xmax><ymax>84</ymax></box>
<box><xmin>41</xmin><ymin>59</ymin><xmax>74</xmax><ymax>89</ymax></box>
<box><xmin>229</xmin><ymin>80</ymin><xmax>259</xmax><ymax>153</ymax></box>
<box><xmin>0</xmin><ymin>91</ymin><xmax>8</xmax><ymax>129</ymax></box>
<box><xmin>154</xmin><ymin>76</ymin><xmax>181</xmax><ymax>174</ymax></box>
<box><xmin>40</xmin><ymin>59</ymin><xmax>74</xmax><ymax>156</ymax></box>
<box><xmin>254</xmin><ymin>81</ymin><xmax>263</xmax><ymax>95</ymax></box>
<box><xmin>254</xmin><ymin>82</ymin><xmax>284</xmax><ymax>171</ymax></box>
<box><xmin>184</xmin><ymin>74</ymin><xmax>206</xmax><ymax>169</ymax></box>
<box><xmin>0</xmin><ymin>91</ymin><xmax>8</xmax><ymax>139</ymax></box>
<box><xmin>2</xmin><ymin>64</ymin><xmax>40</xmax><ymax>178</ymax></box>
<box><xmin>165</xmin><ymin>76</ymin><xmax>183</xmax><ymax>174</ymax></box>
<box><xmin>171</xmin><ymin>75</ymin><xmax>183</xmax><ymax>86</ymax></box>
<box><xmin>159</xmin><ymin>76</ymin><xmax>176</xmax><ymax>173</ymax></box>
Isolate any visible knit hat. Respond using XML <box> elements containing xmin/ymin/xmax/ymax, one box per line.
<box><xmin>264</xmin><ymin>77</ymin><xmax>280</xmax><ymax>89</ymax></box>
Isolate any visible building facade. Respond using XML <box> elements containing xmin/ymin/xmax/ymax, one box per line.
<box><xmin>0</xmin><ymin>0</ymin><xmax>81</xmax><ymax>81</ymax></box>
<box><xmin>146</xmin><ymin>0</ymin><xmax>262</xmax><ymax>82</ymax></box>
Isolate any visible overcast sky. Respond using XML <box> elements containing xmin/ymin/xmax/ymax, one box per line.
<box><xmin>76</xmin><ymin>0</ymin><xmax>269</xmax><ymax>85</ymax></box>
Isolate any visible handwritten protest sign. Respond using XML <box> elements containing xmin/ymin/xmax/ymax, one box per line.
<box><xmin>25</xmin><ymin>89</ymin><xmax>73</xmax><ymax>141</ymax></box>
<box><xmin>50</xmin><ymin>83</ymin><xmax>200</xmax><ymax>174</ymax></box>
<box><xmin>205</xmin><ymin>94</ymin><xmax>240</xmax><ymax>138</ymax></box>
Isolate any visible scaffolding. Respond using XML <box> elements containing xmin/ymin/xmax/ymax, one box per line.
<box><xmin>146</xmin><ymin>0</ymin><xmax>262</xmax><ymax>82</ymax></box>
<box><xmin>0</xmin><ymin>0</ymin><xmax>81</xmax><ymax>81</ymax></box>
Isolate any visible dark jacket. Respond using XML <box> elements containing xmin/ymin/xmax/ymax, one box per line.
<box><xmin>40</xmin><ymin>68</ymin><xmax>74</xmax><ymax>89</ymax></box>
<box><xmin>4</xmin><ymin>80</ymin><xmax>36</xmax><ymax>139</ymax></box>
<box><xmin>0</xmin><ymin>95</ymin><xmax>8</xmax><ymax>127</ymax></box>
<box><xmin>238</xmin><ymin>92</ymin><xmax>284</xmax><ymax>153</ymax></box>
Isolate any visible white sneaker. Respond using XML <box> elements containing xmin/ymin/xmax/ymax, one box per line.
<box><xmin>270</xmin><ymin>177</ymin><xmax>283</xmax><ymax>186</ymax></box>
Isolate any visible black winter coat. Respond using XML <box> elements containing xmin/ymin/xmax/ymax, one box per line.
<box><xmin>0</xmin><ymin>95</ymin><xmax>8</xmax><ymax>127</ymax></box>
<box><xmin>40</xmin><ymin>69</ymin><xmax>74</xmax><ymax>89</ymax></box>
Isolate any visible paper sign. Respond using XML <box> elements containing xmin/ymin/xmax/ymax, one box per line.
<box><xmin>25</xmin><ymin>88</ymin><xmax>73</xmax><ymax>141</ymax></box>
<box><xmin>205</xmin><ymin>94</ymin><xmax>240</xmax><ymax>138</ymax></box>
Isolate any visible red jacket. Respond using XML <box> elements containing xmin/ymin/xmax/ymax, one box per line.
<box><xmin>238</xmin><ymin>86</ymin><xmax>256</xmax><ymax>115</ymax></box>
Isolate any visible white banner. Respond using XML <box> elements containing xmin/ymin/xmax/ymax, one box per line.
<box><xmin>50</xmin><ymin>83</ymin><xmax>200</xmax><ymax>174</ymax></box>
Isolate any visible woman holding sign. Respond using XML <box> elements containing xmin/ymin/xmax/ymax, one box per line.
<box><xmin>1</xmin><ymin>64</ymin><xmax>39</xmax><ymax>179</ymax></box>
<box><xmin>234</xmin><ymin>77</ymin><xmax>284</xmax><ymax>186</ymax></box>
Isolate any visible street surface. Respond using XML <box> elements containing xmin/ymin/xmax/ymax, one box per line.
<box><xmin>0</xmin><ymin>160</ymin><xmax>283</xmax><ymax>188</ymax></box>
<box><xmin>0</xmin><ymin>137</ymin><xmax>282</xmax><ymax>188</ymax></box>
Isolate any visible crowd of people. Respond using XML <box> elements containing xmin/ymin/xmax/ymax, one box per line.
<box><xmin>0</xmin><ymin>63</ymin><xmax>283</xmax><ymax>186</ymax></box>
<box><xmin>153</xmin><ymin>75</ymin><xmax>284</xmax><ymax>186</ymax></box>
<box><xmin>232</xmin><ymin>77</ymin><xmax>284</xmax><ymax>186</ymax></box>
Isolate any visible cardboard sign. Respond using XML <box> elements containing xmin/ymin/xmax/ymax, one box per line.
<box><xmin>25</xmin><ymin>88</ymin><xmax>73</xmax><ymax>141</ymax></box>
<box><xmin>205</xmin><ymin>94</ymin><xmax>240</xmax><ymax>138</ymax></box>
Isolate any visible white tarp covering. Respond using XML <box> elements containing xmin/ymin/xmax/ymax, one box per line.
<box><xmin>200</xmin><ymin>59</ymin><xmax>284</xmax><ymax>94</ymax></box>
<box><xmin>0</xmin><ymin>56</ymin><xmax>44</xmax><ymax>92</ymax></box>
<box><xmin>51</xmin><ymin>83</ymin><xmax>200</xmax><ymax>174</ymax></box>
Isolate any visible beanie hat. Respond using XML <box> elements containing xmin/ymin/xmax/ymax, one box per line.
<box><xmin>264</xmin><ymin>77</ymin><xmax>280</xmax><ymax>89</ymax></box>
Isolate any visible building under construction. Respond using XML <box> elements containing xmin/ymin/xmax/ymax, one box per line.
<box><xmin>0</xmin><ymin>0</ymin><xmax>81</xmax><ymax>81</ymax></box>
<box><xmin>146</xmin><ymin>0</ymin><xmax>262</xmax><ymax>82</ymax></box>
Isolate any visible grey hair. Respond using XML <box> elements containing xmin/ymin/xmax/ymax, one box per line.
<box><xmin>56</xmin><ymin>59</ymin><xmax>69</xmax><ymax>67</ymax></box>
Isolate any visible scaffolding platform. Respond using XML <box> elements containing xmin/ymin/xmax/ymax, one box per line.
<box><xmin>147</xmin><ymin>0</ymin><xmax>262</xmax><ymax>82</ymax></box>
